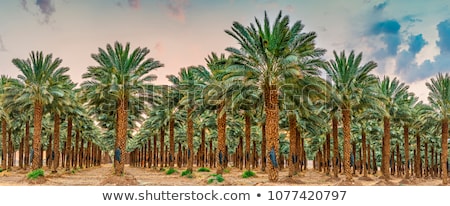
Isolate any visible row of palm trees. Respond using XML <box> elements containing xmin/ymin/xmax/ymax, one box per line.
<box><xmin>0</xmin><ymin>11</ymin><xmax>449</xmax><ymax>185</ymax></box>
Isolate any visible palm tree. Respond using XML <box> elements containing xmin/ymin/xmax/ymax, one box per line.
<box><xmin>377</xmin><ymin>76</ymin><xmax>409</xmax><ymax>180</ymax></box>
<box><xmin>426</xmin><ymin>73</ymin><xmax>450</xmax><ymax>185</ymax></box>
<box><xmin>323</xmin><ymin>50</ymin><xmax>378</xmax><ymax>182</ymax></box>
<box><xmin>12</xmin><ymin>51</ymin><xmax>70</xmax><ymax>170</ymax></box>
<box><xmin>81</xmin><ymin>42</ymin><xmax>163</xmax><ymax>175</ymax></box>
<box><xmin>225</xmin><ymin>11</ymin><xmax>325</xmax><ymax>181</ymax></box>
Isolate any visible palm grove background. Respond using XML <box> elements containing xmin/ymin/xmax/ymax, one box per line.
<box><xmin>0</xmin><ymin>11</ymin><xmax>449</xmax><ymax>184</ymax></box>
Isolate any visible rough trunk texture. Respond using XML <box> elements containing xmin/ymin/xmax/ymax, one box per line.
<box><xmin>342</xmin><ymin>108</ymin><xmax>352</xmax><ymax>181</ymax></box>
<box><xmin>65</xmin><ymin>117</ymin><xmax>73</xmax><ymax>171</ymax></box>
<box><xmin>442</xmin><ymin>118</ymin><xmax>448</xmax><ymax>184</ymax></box>
<box><xmin>245</xmin><ymin>113</ymin><xmax>251</xmax><ymax>171</ymax></box>
<box><xmin>1</xmin><ymin>118</ymin><xmax>6</xmax><ymax>169</ymax></box>
<box><xmin>382</xmin><ymin>116</ymin><xmax>391</xmax><ymax>179</ymax></box>
<box><xmin>295</xmin><ymin>127</ymin><xmax>301</xmax><ymax>173</ymax></box>
<box><xmin>114</xmin><ymin>98</ymin><xmax>128</xmax><ymax>175</ymax></box>
<box><xmin>415</xmin><ymin>133</ymin><xmax>421</xmax><ymax>178</ymax></box>
<box><xmin>404</xmin><ymin>125</ymin><xmax>410</xmax><ymax>179</ymax></box>
<box><xmin>46</xmin><ymin>134</ymin><xmax>52</xmax><ymax>168</ymax></box>
<box><xmin>24</xmin><ymin>121</ymin><xmax>30</xmax><ymax>168</ymax></box>
<box><xmin>261</xmin><ymin>123</ymin><xmax>266</xmax><ymax>172</ymax></box>
<box><xmin>332</xmin><ymin>117</ymin><xmax>339</xmax><ymax>178</ymax></box>
<box><xmin>160</xmin><ymin>127</ymin><xmax>165</xmax><ymax>169</ymax></box>
<box><xmin>362</xmin><ymin>129</ymin><xmax>368</xmax><ymax>177</ymax></box>
<box><xmin>288</xmin><ymin>113</ymin><xmax>297</xmax><ymax>177</ymax></box>
<box><xmin>265</xmin><ymin>86</ymin><xmax>279</xmax><ymax>182</ymax></box>
<box><xmin>216</xmin><ymin>103</ymin><xmax>226</xmax><ymax>174</ymax></box>
<box><xmin>52</xmin><ymin>113</ymin><xmax>60</xmax><ymax>172</ymax></box>
<box><xmin>169</xmin><ymin>118</ymin><xmax>175</xmax><ymax>168</ymax></box>
<box><xmin>187</xmin><ymin>107</ymin><xmax>194</xmax><ymax>172</ymax></box>
<box><xmin>31</xmin><ymin>101</ymin><xmax>44</xmax><ymax>170</ymax></box>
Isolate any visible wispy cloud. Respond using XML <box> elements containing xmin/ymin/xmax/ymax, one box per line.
<box><xmin>128</xmin><ymin>0</ymin><xmax>140</xmax><ymax>9</ymax></box>
<box><xmin>154</xmin><ymin>42</ymin><xmax>164</xmax><ymax>54</ymax></box>
<box><xmin>21</xmin><ymin>0</ymin><xmax>55</xmax><ymax>24</ymax></box>
<box><xmin>166</xmin><ymin>0</ymin><xmax>189</xmax><ymax>22</ymax></box>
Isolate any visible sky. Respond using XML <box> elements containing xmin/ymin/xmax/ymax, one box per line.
<box><xmin>1</xmin><ymin>0</ymin><xmax>450</xmax><ymax>102</ymax></box>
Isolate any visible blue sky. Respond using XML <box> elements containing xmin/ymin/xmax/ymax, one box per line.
<box><xmin>1</xmin><ymin>0</ymin><xmax>450</xmax><ymax>101</ymax></box>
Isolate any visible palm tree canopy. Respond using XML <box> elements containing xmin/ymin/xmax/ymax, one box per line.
<box><xmin>426</xmin><ymin>73</ymin><xmax>450</xmax><ymax>119</ymax></box>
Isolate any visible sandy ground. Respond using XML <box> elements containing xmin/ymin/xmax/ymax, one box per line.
<box><xmin>0</xmin><ymin>164</ymin><xmax>444</xmax><ymax>186</ymax></box>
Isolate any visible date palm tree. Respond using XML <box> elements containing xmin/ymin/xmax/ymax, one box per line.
<box><xmin>225</xmin><ymin>11</ymin><xmax>325</xmax><ymax>182</ymax></box>
<box><xmin>377</xmin><ymin>76</ymin><xmax>410</xmax><ymax>180</ymax></box>
<box><xmin>81</xmin><ymin>42</ymin><xmax>163</xmax><ymax>175</ymax></box>
<box><xmin>323</xmin><ymin>50</ymin><xmax>378</xmax><ymax>182</ymax></box>
<box><xmin>426</xmin><ymin>73</ymin><xmax>450</xmax><ymax>185</ymax></box>
<box><xmin>12</xmin><ymin>51</ymin><xmax>70</xmax><ymax>170</ymax></box>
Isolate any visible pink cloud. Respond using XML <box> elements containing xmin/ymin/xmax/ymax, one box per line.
<box><xmin>166</xmin><ymin>0</ymin><xmax>189</xmax><ymax>23</ymax></box>
<box><xmin>128</xmin><ymin>0</ymin><xmax>140</xmax><ymax>9</ymax></box>
<box><xmin>154</xmin><ymin>42</ymin><xmax>164</xmax><ymax>54</ymax></box>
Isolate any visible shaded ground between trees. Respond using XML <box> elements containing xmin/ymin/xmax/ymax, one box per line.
<box><xmin>0</xmin><ymin>164</ymin><xmax>444</xmax><ymax>186</ymax></box>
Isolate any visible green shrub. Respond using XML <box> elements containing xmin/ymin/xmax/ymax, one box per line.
<box><xmin>159</xmin><ymin>168</ymin><xmax>166</xmax><ymax>172</ymax></box>
<box><xmin>207</xmin><ymin>174</ymin><xmax>224</xmax><ymax>184</ymax></box>
<box><xmin>241</xmin><ymin>170</ymin><xmax>256</xmax><ymax>178</ymax></box>
<box><xmin>181</xmin><ymin>169</ymin><xmax>192</xmax><ymax>177</ymax></box>
<box><xmin>27</xmin><ymin>169</ymin><xmax>44</xmax><ymax>180</ymax></box>
<box><xmin>197</xmin><ymin>167</ymin><xmax>210</xmax><ymax>172</ymax></box>
<box><xmin>166</xmin><ymin>168</ymin><xmax>177</xmax><ymax>175</ymax></box>
<box><xmin>0</xmin><ymin>168</ymin><xmax>4</xmax><ymax>172</ymax></box>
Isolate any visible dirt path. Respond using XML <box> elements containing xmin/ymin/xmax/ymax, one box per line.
<box><xmin>0</xmin><ymin>164</ymin><xmax>445</xmax><ymax>186</ymax></box>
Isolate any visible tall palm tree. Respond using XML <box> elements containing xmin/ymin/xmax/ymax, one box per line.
<box><xmin>426</xmin><ymin>73</ymin><xmax>450</xmax><ymax>185</ymax></box>
<box><xmin>323</xmin><ymin>50</ymin><xmax>378</xmax><ymax>182</ymax></box>
<box><xmin>81</xmin><ymin>42</ymin><xmax>163</xmax><ymax>175</ymax></box>
<box><xmin>225</xmin><ymin>11</ymin><xmax>325</xmax><ymax>182</ymax></box>
<box><xmin>12</xmin><ymin>51</ymin><xmax>70</xmax><ymax>170</ymax></box>
<box><xmin>377</xmin><ymin>76</ymin><xmax>409</xmax><ymax>180</ymax></box>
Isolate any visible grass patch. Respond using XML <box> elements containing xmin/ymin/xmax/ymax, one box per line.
<box><xmin>165</xmin><ymin>168</ymin><xmax>178</xmax><ymax>175</ymax></box>
<box><xmin>27</xmin><ymin>169</ymin><xmax>44</xmax><ymax>180</ymax></box>
<box><xmin>207</xmin><ymin>174</ymin><xmax>224</xmax><ymax>184</ymax></box>
<box><xmin>223</xmin><ymin>169</ymin><xmax>230</xmax><ymax>173</ymax></box>
<box><xmin>241</xmin><ymin>170</ymin><xmax>256</xmax><ymax>178</ymax></box>
<box><xmin>197</xmin><ymin>167</ymin><xmax>210</xmax><ymax>172</ymax></box>
<box><xmin>0</xmin><ymin>168</ymin><xmax>3</xmax><ymax>172</ymax></box>
<box><xmin>181</xmin><ymin>169</ymin><xmax>193</xmax><ymax>178</ymax></box>
<box><xmin>159</xmin><ymin>168</ymin><xmax>166</xmax><ymax>172</ymax></box>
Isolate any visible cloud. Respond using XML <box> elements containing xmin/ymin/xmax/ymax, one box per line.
<box><xmin>154</xmin><ymin>42</ymin><xmax>164</xmax><ymax>54</ymax></box>
<box><xmin>396</xmin><ymin>19</ymin><xmax>450</xmax><ymax>82</ymax></box>
<box><xmin>436</xmin><ymin>19</ymin><xmax>450</xmax><ymax>54</ymax></box>
<box><xmin>0</xmin><ymin>35</ymin><xmax>6</xmax><ymax>51</ymax></box>
<box><xmin>20</xmin><ymin>0</ymin><xmax>55</xmax><ymax>24</ymax></box>
<box><xmin>408</xmin><ymin>34</ymin><xmax>427</xmax><ymax>54</ymax></box>
<box><xmin>166</xmin><ymin>0</ymin><xmax>189</xmax><ymax>22</ymax></box>
<box><xmin>36</xmin><ymin>0</ymin><xmax>55</xmax><ymax>23</ymax></box>
<box><xmin>128</xmin><ymin>0</ymin><xmax>140</xmax><ymax>9</ymax></box>
<box><xmin>369</xmin><ymin>20</ymin><xmax>401</xmax><ymax>57</ymax></box>
<box><xmin>373</xmin><ymin>1</ymin><xmax>387</xmax><ymax>12</ymax></box>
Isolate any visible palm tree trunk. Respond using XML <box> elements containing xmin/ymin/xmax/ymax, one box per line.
<box><xmin>261</xmin><ymin>123</ymin><xmax>266</xmax><ymax>172</ymax></box>
<box><xmin>216</xmin><ymin>103</ymin><xmax>226</xmax><ymax>174</ymax></box>
<box><xmin>362</xmin><ymin>128</ymin><xmax>368</xmax><ymax>177</ymax></box>
<box><xmin>114</xmin><ymin>97</ymin><xmax>128</xmax><ymax>175</ymax></box>
<box><xmin>74</xmin><ymin>129</ymin><xmax>80</xmax><ymax>169</ymax></box>
<box><xmin>396</xmin><ymin>143</ymin><xmax>401</xmax><ymax>177</ymax></box>
<box><xmin>245</xmin><ymin>113</ymin><xmax>251</xmax><ymax>171</ymax></box>
<box><xmin>441</xmin><ymin>118</ymin><xmax>448</xmax><ymax>185</ymax></box>
<box><xmin>153</xmin><ymin>134</ymin><xmax>157</xmax><ymax>167</ymax></box>
<box><xmin>52</xmin><ymin>113</ymin><xmax>60</xmax><ymax>172</ymax></box>
<box><xmin>424</xmin><ymin>142</ymin><xmax>428</xmax><ymax>178</ymax></box>
<box><xmin>187</xmin><ymin>107</ymin><xmax>194</xmax><ymax>173</ymax></box>
<box><xmin>160</xmin><ymin>127</ymin><xmax>165</xmax><ymax>169</ymax></box>
<box><xmin>169</xmin><ymin>117</ymin><xmax>175</xmax><ymax>169</ymax></box>
<box><xmin>1</xmin><ymin>118</ymin><xmax>6</xmax><ymax>169</ymax></box>
<box><xmin>415</xmin><ymin>133</ymin><xmax>421</xmax><ymax>178</ymax></box>
<box><xmin>7</xmin><ymin>129</ymin><xmax>13</xmax><ymax>169</ymax></box>
<box><xmin>19</xmin><ymin>135</ymin><xmax>24</xmax><ymax>169</ymax></box>
<box><xmin>24</xmin><ymin>121</ymin><xmax>30</xmax><ymax>168</ymax></box>
<box><xmin>404</xmin><ymin>125</ymin><xmax>410</xmax><ymax>179</ymax></box>
<box><xmin>332</xmin><ymin>116</ymin><xmax>339</xmax><ymax>178</ymax></box>
<box><xmin>288</xmin><ymin>113</ymin><xmax>297</xmax><ymax>177</ymax></box>
<box><xmin>265</xmin><ymin>85</ymin><xmax>279</xmax><ymax>182</ymax></box>
<box><xmin>325</xmin><ymin>133</ymin><xmax>331</xmax><ymax>175</ymax></box>
<box><xmin>65</xmin><ymin>117</ymin><xmax>73</xmax><ymax>171</ymax></box>
<box><xmin>382</xmin><ymin>116</ymin><xmax>391</xmax><ymax>179</ymax></box>
<box><xmin>200</xmin><ymin>127</ymin><xmax>206</xmax><ymax>168</ymax></box>
<box><xmin>342</xmin><ymin>108</ymin><xmax>352</xmax><ymax>181</ymax></box>
<box><xmin>31</xmin><ymin>101</ymin><xmax>44</xmax><ymax>170</ymax></box>
<box><xmin>46</xmin><ymin>134</ymin><xmax>53</xmax><ymax>168</ymax></box>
